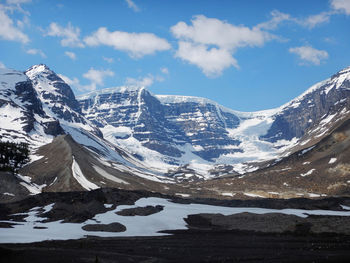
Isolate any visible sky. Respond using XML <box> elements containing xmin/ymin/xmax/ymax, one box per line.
<box><xmin>0</xmin><ymin>0</ymin><xmax>350</xmax><ymax>111</ymax></box>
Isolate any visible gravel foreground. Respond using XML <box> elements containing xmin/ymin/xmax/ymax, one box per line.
<box><xmin>1</xmin><ymin>189</ymin><xmax>350</xmax><ymax>262</ymax></box>
<box><xmin>1</xmin><ymin>230</ymin><xmax>350</xmax><ymax>263</ymax></box>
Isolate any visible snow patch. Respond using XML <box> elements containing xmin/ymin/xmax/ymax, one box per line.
<box><xmin>93</xmin><ymin>165</ymin><xmax>129</xmax><ymax>185</ymax></box>
<box><xmin>3</xmin><ymin>197</ymin><xmax>350</xmax><ymax>243</ymax></box>
<box><xmin>221</xmin><ymin>192</ymin><xmax>236</xmax><ymax>197</ymax></box>
<box><xmin>71</xmin><ymin>157</ymin><xmax>99</xmax><ymax>190</ymax></box>
<box><xmin>2</xmin><ymin>192</ymin><xmax>15</xmax><ymax>196</ymax></box>
<box><xmin>300</xmin><ymin>169</ymin><xmax>315</xmax><ymax>177</ymax></box>
<box><xmin>329</xmin><ymin>158</ymin><xmax>337</xmax><ymax>164</ymax></box>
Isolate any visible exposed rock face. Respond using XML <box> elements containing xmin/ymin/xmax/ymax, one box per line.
<box><xmin>2</xmin><ymin>64</ymin><xmax>350</xmax><ymax>196</ymax></box>
<box><xmin>79</xmin><ymin>87</ymin><xmax>184</xmax><ymax>159</ymax></box>
<box><xmin>79</xmin><ymin>88</ymin><xmax>243</xmax><ymax>163</ymax></box>
<box><xmin>14</xmin><ymin>80</ymin><xmax>46</xmax><ymax>133</ymax></box>
<box><xmin>185</xmin><ymin>212</ymin><xmax>350</xmax><ymax>235</ymax></box>
<box><xmin>0</xmin><ymin>172</ymin><xmax>30</xmax><ymax>203</ymax></box>
<box><xmin>159</xmin><ymin>97</ymin><xmax>241</xmax><ymax>160</ymax></box>
<box><xmin>42</xmin><ymin>120</ymin><xmax>65</xmax><ymax>136</ymax></box>
<box><xmin>78</xmin><ymin>66</ymin><xmax>350</xmax><ymax>175</ymax></box>
<box><xmin>82</xmin><ymin>222</ymin><xmax>126</xmax><ymax>232</ymax></box>
<box><xmin>25</xmin><ymin>64</ymin><xmax>86</xmax><ymax>124</ymax></box>
<box><xmin>262</xmin><ymin>67</ymin><xmax>350</xmax><ymax>142</ymax></box>
<box><xmin>0</xmin><ymin>68</ymin><xmax>55</xmax><ymax>143</ymax></box>
<box><xmin>0</xmin><ymin>64</ymin><xmax>106</xmax><ymax>150</ymax></box>
<box><xmin>116</xmin><ymin>205</ymin><xmax>164</xmax><ymax>216</ymax></box>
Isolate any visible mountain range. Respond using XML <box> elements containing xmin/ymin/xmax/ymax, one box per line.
<box><xmin>0</xmin><ymin>64</ymin><xmax>350</xmax><ymax>201</ymax></box>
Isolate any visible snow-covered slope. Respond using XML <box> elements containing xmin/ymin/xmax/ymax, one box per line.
<box><xmin>2</xmin><ymin>64</ymin><xmax>350</xmax><ymax>191</ymax></box>
<box><xmin>78</xmin><ymin>66</ymin><xmax>350</xmax><ymax>178</ymax></box>
<box><xmin>78</xmin><ymin>90</ymin><xmax>286</xmax><ymax>177</ymax></box>
<box><xmin>262</xmin><ymin>66</ymin><xmax>350</xmax><ymax>143</ymax></box>
<box><xmin>25</xmin><ymin>65</ymin><xmax>101</xmax><ymax>136</ymax></box>
<box><xmin>1</xmin><ymin>65</ymin><xmax>173</xmax><ymax>200</ymax></box>
<box><xmin>0</xmin><ymin>68</ymin><xmax>56</xmax><ymax>148</ymax></box>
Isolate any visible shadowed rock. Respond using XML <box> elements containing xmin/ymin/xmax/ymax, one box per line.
<box><xmin>116</xmin><ymin>205</ymin><xmax>164</xmax><ymax>216</ymax></box>
<box><xmin>82</xmin><ymin>222</ymin><xmax>126</xmax><ymax>232</ymax></box>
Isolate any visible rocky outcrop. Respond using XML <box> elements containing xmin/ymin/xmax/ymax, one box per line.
<box><xmin>79</xmin><ymin>88</ymin><xmax>242</xmax><ymax>162</ymax></box>
<box><xmin>262</xmin><ymin>67</ymin><xmax>350</xmax><ymax>142</ymax></box>
<box><xmin>78</xmin><ymin>66</ymin><xmax>350</xmax><ymax>172</ymax></box>
<box><xmin>25</xmin><ymin>64</ymin><xmax>86</xmax><ymax>124</ymax></box>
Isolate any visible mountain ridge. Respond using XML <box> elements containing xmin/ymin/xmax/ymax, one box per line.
<box><xmin>78</xmin><ymin>65</ymin><xmax>350</xmax><ymax>176</ymax></box>
<box><xmin>1</xmin><ymin>64</ymin><xmax>350</xmax><ymax>201</ymax></box>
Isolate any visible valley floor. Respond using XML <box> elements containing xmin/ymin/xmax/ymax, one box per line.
<box><xmin>1</xmin><ymin>189</ymin><xmax>350</xmax><ymax>262</ymax></box>
<box><xmin>1</xmin><ymin>230</ymin><xmax>350</xmax><ymax>263</ymax></box>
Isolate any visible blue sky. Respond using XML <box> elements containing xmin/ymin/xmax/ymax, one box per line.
<box><xmin>0</xmin><ymin>0</ymin><xmax>349</xmax><ymax>111</ymax></box>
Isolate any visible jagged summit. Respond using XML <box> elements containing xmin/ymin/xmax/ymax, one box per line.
<box><xmin>25</xmin><ymin>64</ymin><xmax>87</xmax><ymax>125</ymax></box>
<box><xmin>25</xmin><ymin>64</ymin><xmax>53</xmax><ymax>75</ymax></box>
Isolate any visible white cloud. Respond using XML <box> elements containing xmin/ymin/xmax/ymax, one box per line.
<box><xmin>331</xmin><ymin>0</ymin><xmax>350</xmax><ymax>15</ymax></box>
<box><xmin>125</xmin><ymin>0</ymin><xmax>140</xmax><ymax>12</ymax></box>
<box><xmin>83</xmin><ymin>68</ymin><xmax>114</xmax><ymax>86</ymax></box>
<box><xmin>0</xmin><ymin>8</ymin><xmax>29</xmax><ymax>43</ymax></box>
<box><xmin>323</xmin><ymin>37</ymin><xmax>337</xmax><ymax>44</ymax></box>
<box><xmin>289</xmin><ymin>46</ymin><xmax>329</xmax><ymax>65</ymax></box>
<box><xmin>84</xmin><ymin>27</ymin><xmax>171</xmax><ymax>58</ymax></box>
<box><xmin>126</xmin><ymin>75</ymin><xmax>154</xmax><ymax>87</ymax></box>
<box><xmin>175</xmin><ymin>41</ymin><xmax>238</xmax><ymax>77</ymax></box>
<box><xmin>103</xmin><ymin>56</ymin><xmax>114</xmax><ymax>63</ymax></box>
<box><xmin>171</xmin><ymin>15</ymin><xmax>272</xmax><ymax>50</ymax></box>
<box><xmin>256</xmin><ymin>10</ymin><xmax>291</xmax><ymax>30</ymax></box>
<box><xmin>258</xmin><ymin>8</ymin><xmax>339</xmax><ymax>30</ymax></box>
<box><xmin>258</xmin><ymin>9</ymin><xmax>333</xmax><ymax>30</ymax></box>
<box><xmin>125</xmin><ymin>70</ymin><xmax>169</xmax><ymax>87</ymax></box>
<box><xmin>58</xmin><ymin>74</ymin><xmax>80</xmax><ymax>87</ymax></box>
<box><xmin>0</xmin><ymin>61</ymin><xmax>6</xmax><ymax>69</ymax></box>
<box><xmin>16</xmin><ymin>15</ymin><xmax>30</xmax><ymax>29</ymax></box>
<box><xmin>64</xmin><ymin>51</ymin><xmax>76</xmax><ymax>60</ymax></box>
<box><xmin>2</xmin><ymin>0</ymin><xmax>31</xmax><ymax>15</ymax></box>
<box><xmin>160</xmin><ymin>67</ymin><xmax>169</xmax><ymax>74</ymax></box>
<box><xmin>59</xmin><ymin>68</ymin><xmax>114</xmax><ymax>92</ymax></box>
<box><xmin>299</xmin><ymin>12</ymin><xmax>331</xmax><ymax>29</ymax></box>
<box><xmin>82</xmin><ymin>68</ymin><xmax>114</xmax><ymax>91</ymax></box>
<box><xmin>6</xmin><ymin>0</ymin><xmax>31</xmax><ymax>4</ymax></box>
<box><xmin>46</xmin><ymin>22</ymin><xmax>84</xmax><ymax>48</ymax></box>
<box><xmin>171</xmin><ymin>15</ymin><xmax>273</xmax><ymax>77</ymax></box>
<box><xmin>26</xmin><ymin>48</ymin><xmax>46</xmax><ymax>58</ymax></box>
<box><xmin>5</xmin><ymin>0</ymin><xmax>31</xmax><ymax>13</ymax></box>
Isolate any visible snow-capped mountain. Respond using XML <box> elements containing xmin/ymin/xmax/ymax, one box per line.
<box><xmin>0</xmin><ymin>67</ymin><xmax>59</xmax><ymax>148</ymax></box>
<box><xmin>262</xmin><ymin>66</ymin><xmax>350</xmax><ymax>143</ymax></box>
<box><xmin>1</xmin><ymin>65</ymin><xmax>177</xmax><ymax>201</ymax></box>
<box><xmin>1</xmin><ymin>64</ymin><xmax>350</xmax><ymax>201</ymax></box>
<box><xmin>78</xmin><ymin>66</ymin><xmax>350</xmax><ymax>177</ymax></box>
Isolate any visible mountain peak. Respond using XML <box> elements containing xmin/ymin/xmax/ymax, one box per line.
<box><xmin>332</xmin><ymin>65</ymin><xmax>350</xmax><ymax>79</ymax></box>
<box><xmin>25</xmin><ymin>64</ymin><xmax>54</xmax><ymax>78</ymax></box>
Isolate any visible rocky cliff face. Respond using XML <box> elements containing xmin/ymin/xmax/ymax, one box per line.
<box><xmin>1</xmin><ymin>64</ymin><xmax>350</xmax><ymax>183</ymax></box>
<box><xmin>262</xmin><ymin>67</ymin><xmax>350</xmax><ymax>142</ymax></box>
<box><xmin>25</xmin><ymin>65</ymin><xmax>86</xmax><ymax>125</ymax></box>
<box><xmin>0</xmin><ymin>65</ymin><xmax>107</xmax><ymax>158</ymax></box>
<box><xmin>0</xmin><ymin>68</ymin><xmax>57</xmax><ymax>146</ymax></box>
<box><xmin>78</xmin><ymin>66</ymin><xmax>350</xmax><ymax>176</ymax></box>
<box><xmin>79</xmin><ymin>88</ymin><xmax>243</xmax><ymax>163</ymax></box>
<box><xmin>1</xmin><ymin>64</ymin><xmax>350</xmax><ymax>199</ymax></box>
